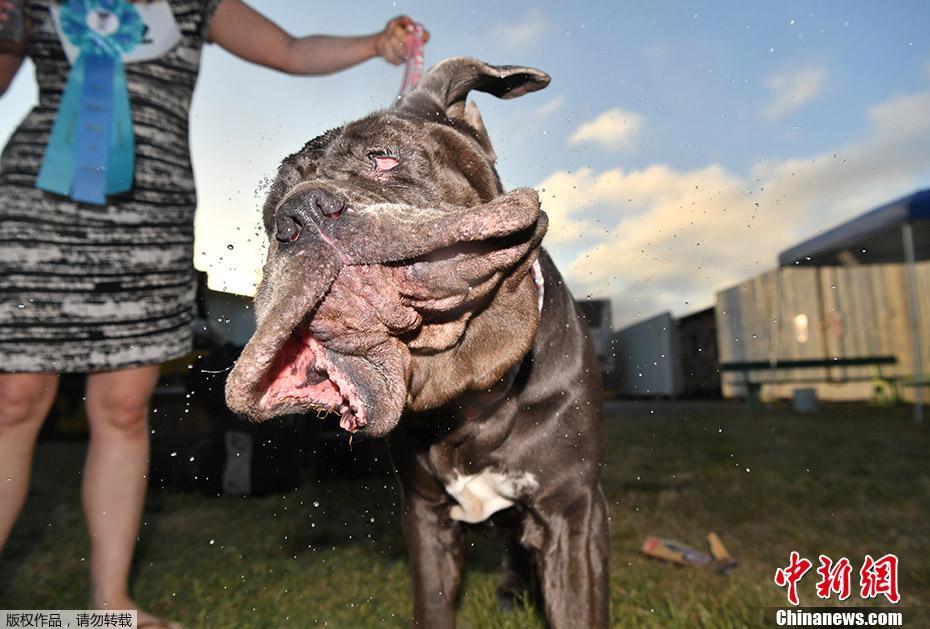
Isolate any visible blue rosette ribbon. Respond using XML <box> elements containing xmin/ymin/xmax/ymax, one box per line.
<box><xmin>36</xmin><ymin>0</ymin><xmax>143</xmax><ymax>205</ymax></box>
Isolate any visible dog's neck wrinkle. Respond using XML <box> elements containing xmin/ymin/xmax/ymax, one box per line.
<box><xmin>406</xmin><ymin>260</ymin><xmax>540</xmax><ymax>412</ymax></box>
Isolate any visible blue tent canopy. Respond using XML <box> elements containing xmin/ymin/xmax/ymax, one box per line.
<box><xmin>778</xmin><ymin>189</ymin><xmax>930</xmax><ymax>267</ymax></box>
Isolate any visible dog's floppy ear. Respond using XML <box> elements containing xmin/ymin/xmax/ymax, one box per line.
<box><xmin>400</xmin><ymin>58</ymin><xmax>549</xmax><ymax>161</ymax></box>
<box><xmin>282</xmin><ymin>186</ymin><xmax>542</xmax><ymax>265</ymax></box>
<box><xmin>407</xmin><ymin>57</ymin><xmax>550</xmax><ymax>109</ymax></box>
<box><xmin>399</xmin><ymin>213</ymin><xmax>548</xmax><ymax>317</ymax></box>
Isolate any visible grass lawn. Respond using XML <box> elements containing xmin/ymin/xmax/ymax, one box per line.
<box><xmin>1</xmin><ymin>400</ymin><xmax>927</xmax><ymax>627</ymax></box>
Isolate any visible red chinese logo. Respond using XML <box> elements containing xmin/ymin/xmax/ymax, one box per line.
<box><xmin>815</xmin><ymin>555</ymin><xmax>852</xmax><ymax>601</ymax></box>
<box><xmin>774</xmin><ymin>552</ymin><xmax>900</xmax><ymax>605</ymax></box>
<box><xmin>860</xmin><ymin>554</ymin><xmax>900</xmax><ymax>604</ymax></box>
<box><xmin>774</xmin><ymin>551</ymin><xmax>813</xmax><ymax>606</ymax></box>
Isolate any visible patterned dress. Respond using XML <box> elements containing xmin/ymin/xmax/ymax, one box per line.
<box><xmin>0</xmin><ymin>0</ymin><xmax>222</xmax><ymax>373</ymax></box>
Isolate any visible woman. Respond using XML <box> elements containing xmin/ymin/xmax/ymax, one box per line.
<box><xmin>0</xmin><ymin>1</ymin><xmax>428</xmax><ymax>625</ymax></box>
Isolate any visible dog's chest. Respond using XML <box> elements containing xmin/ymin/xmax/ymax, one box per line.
<box><xmin>444</xmin><ymin>468</ymin><xmax>538</xmax><ymax>523</ymax></box>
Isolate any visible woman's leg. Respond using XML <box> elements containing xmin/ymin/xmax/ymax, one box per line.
<box><xmin>83</xmin><ymin>365</ymin><xmax>160</xmax><ymax>610</ymax></box>
<box><xmin>0</xmin><ymin>373</ymin><xmax>60</xmax><ymax>551</ymax></box>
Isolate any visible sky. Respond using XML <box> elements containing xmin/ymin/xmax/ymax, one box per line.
<box><xmin>2</xmin><ymin>0</ymin><xmax>929</xmax><ymax>329</ymax></box>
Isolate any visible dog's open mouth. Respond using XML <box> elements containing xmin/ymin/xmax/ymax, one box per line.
<box><xmin>258</xmin><ymin>328</ymin><xmax>367</xmax><ymax>432</ymax></box>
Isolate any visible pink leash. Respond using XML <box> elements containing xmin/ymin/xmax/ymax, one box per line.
<box><xmin>397</xmin><ymin>23</ymin><xmax>425</xmax><ymax>100</ymax></box>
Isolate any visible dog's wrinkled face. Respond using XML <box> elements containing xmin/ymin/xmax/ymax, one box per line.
<box><xmin>225</xmin><ymin>58</ymin><xmax>550</xmax><ymax>436</ymax></box>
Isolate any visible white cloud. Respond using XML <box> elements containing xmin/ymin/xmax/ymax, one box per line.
<box><xmin>531</xmin><ymin>96</ymin><xmax>565</xmax><ymax>119</ymax></box>
<box><xmin>492</xmin><ymin>9</ymin><xmax>548</xmax><ymax>49</ymax></box>
<box><xmin>867</xmin><ymin>89</ymin><xmax>930</xmax><ymax>135</ymax></box>
<box><xmin>569</xmin><ymin>107</ymin><xmax>644</xmax><ymax>152</ymax></box>
<box><xmin>540</xmin><ymin>90</ymin><xmax>930</xmax><ymax>327</ymax></box>
<box><xmin>763</xmin><ymin>63</ymin><xmax>828</xmax><ymax>120</ymax></box>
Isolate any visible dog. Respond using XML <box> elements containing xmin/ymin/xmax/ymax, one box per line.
<box><xmin>225</xmin><ymin>57</ymin><xmax>609</xmax><ymax>628</ymax></box>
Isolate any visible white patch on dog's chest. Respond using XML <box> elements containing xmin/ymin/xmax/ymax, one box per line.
<box><xmin>445</xmin><ymin>468</ymin><xmax>538</xmax><ymax>523</ymax></box>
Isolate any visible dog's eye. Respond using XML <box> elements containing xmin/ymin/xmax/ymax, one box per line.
<box><xmin>368</xmin><ymin>150</ymin><xmax>399</xmax><ymax>173</ymax></box>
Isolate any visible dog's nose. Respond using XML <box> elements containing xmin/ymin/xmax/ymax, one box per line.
<box><xmin>274</xmin><ymin>188</ymin><xmax>347</xmax><ymax>243</ymax></box>
<box><xmin>275</xmin><ymin>214</ymin><xmax>302</xmax><ymax>243</ymax></box>
<box><xmin>304</xmin><ymin>187</ymin><xmax>346</xmax><ymax>219</ymax></box>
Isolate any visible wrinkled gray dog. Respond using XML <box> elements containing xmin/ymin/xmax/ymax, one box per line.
<box><xmin>226</xmin><ymin>57</ymin><xmax>608</xmax><ymax>628</ymax></box>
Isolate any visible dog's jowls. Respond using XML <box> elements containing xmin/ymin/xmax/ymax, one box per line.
<box><xmin>226</xmin><ymin>57</ymin><xmax>609</xmax><ymax>628</ymax></box>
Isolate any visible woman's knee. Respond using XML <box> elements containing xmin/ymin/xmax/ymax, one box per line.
<box><xmin>86</xmin><ymin>391</ymin><xmax>152</xmax><ymax>435</ymax></box>
<box><xmin>0</xmin><ymin>374</ymin><xmax>58</xmax><ymax>429</ymax></box>
<box><xmin>85</xmin><ymin>367</ymin><xmax>160</xmax><ymax>435</ymax></box>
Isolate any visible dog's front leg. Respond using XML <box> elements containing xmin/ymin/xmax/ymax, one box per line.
<box><xmin>391</xmin><ymin>430</ymin><xmax>465</xmax><ymax>627</ymax></box>
<box><xmin>401</xmin><ymin>490</ymin><xmax>464</xmax><ymax>627</ymax></box>
<box><xmin>531</xmin><ymin>486</ymin><xmax>610</xmax><ymax>629</ymax></box>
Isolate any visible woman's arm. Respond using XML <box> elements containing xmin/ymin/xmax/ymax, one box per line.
<box><xmin>0</xmin><ymin>53</ymin><xmax>24</xmax><ymax>96</ymax></box>
<box><xmin>207</xmin><ymin>0</ymin><xmax>428</xmax><ymax>75</ymax></box>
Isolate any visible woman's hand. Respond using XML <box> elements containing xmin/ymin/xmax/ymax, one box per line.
<box><xmin>373</xmin><ymin>15</ymin><xmax>430</xmax><ymax>66</ymax></box>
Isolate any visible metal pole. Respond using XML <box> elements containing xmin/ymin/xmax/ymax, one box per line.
<box><xmin>902</xmin><ymin>222</ymin><xmax>924</xmax><ymax>425</ymax></box>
